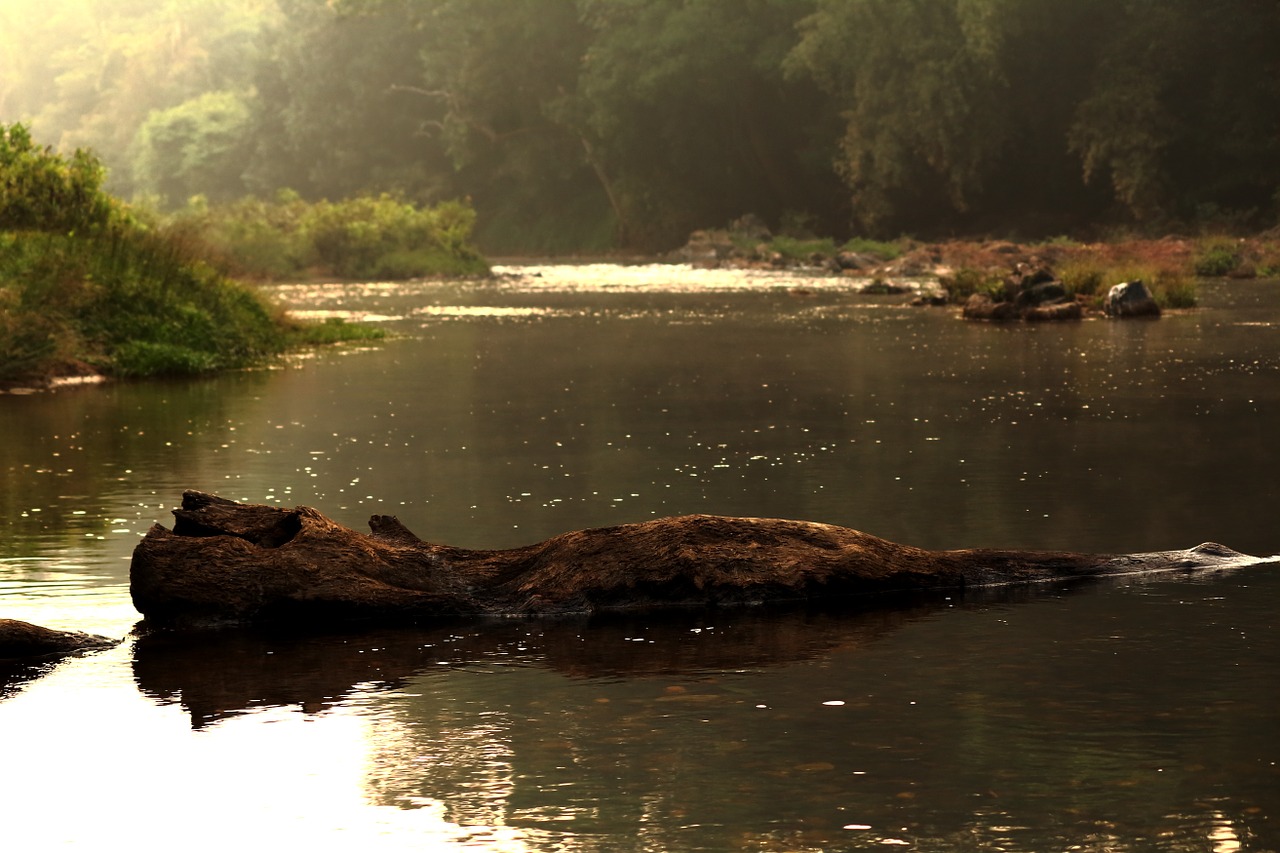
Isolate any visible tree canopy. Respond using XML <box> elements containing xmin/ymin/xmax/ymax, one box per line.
<box><xmin>2</xmin><ymin>0</ymin><xmax>1277</xmax><ymax>251</ymax></box>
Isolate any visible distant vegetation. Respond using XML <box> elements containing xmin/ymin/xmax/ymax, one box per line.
<box><xmin>169</xmin><ymin>192</ymin><xmax>489</xmax><ymax>281</ymax></box>
<box><xmin>0</xmin><ymin>124</ymin><xmax>385</xmax><ymax>384</ymax></box>
<box><xmin>2</xmin><ymin>1</ymin><xmax>1277</xmax><ymax>253</ymax></box>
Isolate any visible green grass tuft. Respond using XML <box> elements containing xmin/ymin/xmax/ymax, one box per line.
<box><xmin>1193</xmin><ymin>239</ymin><xmax>1242</xmax><ymax>277</ymax></box>
<box><xmin>840</xmin><ymin>236</ymin><xmax>905</xmax><ymax>261</ymax></box>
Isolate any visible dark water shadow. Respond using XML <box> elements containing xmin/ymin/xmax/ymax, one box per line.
<box><xmin>131</xmin><ymin>580</ymin><xmax>1096</xmax><ymax>728</ymax></box>
<box><xmin>0</xmin><ymin>660</ymin><xmax>58</xmax><ymax>702</ymax></box>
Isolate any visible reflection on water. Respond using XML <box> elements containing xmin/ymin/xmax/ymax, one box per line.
<box><xmin>6</xmin><ymin>572</ymin><xmax>1269</xmax><ymax>852</ymax></box>
<box><xmin>1</xmin><ymin>266</ymin><xmax>1278</xmax><ymax>850</ymax></box>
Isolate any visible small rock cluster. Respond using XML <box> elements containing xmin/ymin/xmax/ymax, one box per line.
<box><xmin>672</xmin><ymin>220</ymin><xmax>1166</xmax><ymax>321</ymax></box>
<box><xmin>959</xmin><ymin>261</ymin><xmax>1160</xmax><ymax>322</ymax></box>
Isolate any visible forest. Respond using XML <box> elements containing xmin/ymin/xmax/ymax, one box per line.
<box><xmin>2</xmin><ymin>0</ymin><xmax>1278</xmax><ymax>253</ymax></box>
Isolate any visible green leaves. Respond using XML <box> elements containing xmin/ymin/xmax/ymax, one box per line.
<box><xmin>0</xmin><ymin>124</ymin><xmax>115</xmax><ymax>234</ymax></box>
<box><xmin>5</xmin><ymin>1</ymin><xmax>1279</xmax><ymax>247</ymax></box>
<box><xmin>134</xmin><ymin>91</ymin><xmax>254</xmax><ymax>206</ymax></box>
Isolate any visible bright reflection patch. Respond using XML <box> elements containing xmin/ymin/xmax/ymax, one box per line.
<box><xmin>0</xmin><ymin>652</ymin><xmax>546</xmax><ymax>851</ymax></box>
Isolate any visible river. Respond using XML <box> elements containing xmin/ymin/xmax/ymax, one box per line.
<box><xmin>1</xmin><ymin>265</ymin><xmax>1277</xmax><ymax>851</ymax></box>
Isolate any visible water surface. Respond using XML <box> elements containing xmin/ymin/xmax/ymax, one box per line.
<box><xmin>1</xmin><ymin>265</ymin><xmax>1277</xmax><ymax>850</ymax></box>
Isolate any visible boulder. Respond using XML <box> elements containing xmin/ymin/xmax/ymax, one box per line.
<box><xmin>911</xmin><ymin>293</ymin><xmax>950</xmax><ymax>307</ymax></box>
<box><xmin>963</xmin><ymin>292</ymin><xmax>1020</xmax><ymax>321</ymax></box>
<box><xmin>964</xmin><ymin>275</ymin><xmax>1083</xmax><ymax>322</ymax></box>
<box><xmin>129</xmin><ymin>490</ymin><xmax>1276</xmax><ymax>630</ymax></box>
<box><xmin>860</xmin><ymin>279</ymin><xmax>911</xmax><ymax>295</ymax></box>
<box><xmin>1014</xmin><ymin>280</ymin><xmax>1067</xmax><ymax>308</ymax></box>
<box><xmin>674</xmin><ymin>229</ymin><xmax>735</xmax><ymax>268</ymax></box>
<box><xmin>831</xmin><ymin>251</ymin><xmax>877</xmax><ymax>273</ymax></box>
<box><xmin>1104</xmin><ymin>280</ymin><xmax>1161</xmax><ymax>317</ymax></box>
<box><xmin>1023</xmin><ymin>300</ymin><xmax>1083</xmax><ymax>322</ymax></box>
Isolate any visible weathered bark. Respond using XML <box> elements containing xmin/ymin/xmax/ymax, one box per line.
<box><xmin>0</xmin><ymin>619</ymin><xmax>116</xmax><ymax>662</ymax></box>
<box><xmin>130</xmin><ymin>491</ymin><xmax>1275</xmax><ymax>629</ymax></box>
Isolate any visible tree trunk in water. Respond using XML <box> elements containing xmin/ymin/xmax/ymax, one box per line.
<box><xmin>130</xmin><ymin>490</ymin><xmax>1272</xmax><ymax>629</ymax></box>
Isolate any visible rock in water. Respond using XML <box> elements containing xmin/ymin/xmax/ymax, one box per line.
<box><xmin>1104</xmin><ymin>279</ymin><xmax>1161</xmax><ymax>317</ymax></box>
<box><xmin>129</xmin><ymin>491</ymin><xmax>1275</xmax><ymax>629</ymax></box>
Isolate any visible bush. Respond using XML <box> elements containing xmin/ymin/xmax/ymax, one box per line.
<box><xmin>1152</xmin><ymin>273</ymin><xmax>1198</xmax><ymax>309</ymax></box>
<box><xmin>942</xmin><ymin>267</ymin><xmax>1004</xmax><ymax>302</ymax></box>
<box><xmin>1</xmin><ymin>124</ymin><xmax>386</xmax><ymax>381</ymax></box>
<box><xmin>1193</xmin><ymin>239</ymin><xmax>1242</xmax><ymax>277</ymax></box>
<box><xmin>1058</xmin><ymin>261</ymin><xmax>1105</xmax><ymax>297</ymax></box>
<box><xmin>170</xmin><ymin>192</ymin><xmax>489</xmax><ymax>280</ymax></box>
<box><xmin>0</xmin><ymin>124</ymin><xmax>119</xmax><ymax>234</ymax></box>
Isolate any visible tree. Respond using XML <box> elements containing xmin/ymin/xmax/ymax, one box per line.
<box><xmin>244</xmin><ymin>0</ymin><xmax>443</xmax><ymax>202</ymax></box>
<box><xmin>393</xmin><ymin>0</ymin><xmax>609</xmax><ymax>250</ymax></box>
<box><xmin>133</xmin><ymin>91</ymin><xmax>253</xmax><ymax>205</ymax></box>
<box><xmin>574</xmin><ymin>0</ymin><xmax>843</xmax><ymax>247</ymax></box>
<box><xmin>789</xmin><ymin>0</ymin><xmax>1280</xmax><ymax>234</ymax></box>
<box><xmin>0</xmin><ymin>123</ymin><xmax>115</xmax><ymax>233</ymax></box>
<box><xmin>1</xmin><ymin>0</ymin><xmax>274</xmax><ymax>198</ymax></box>
<box><xmin>1069</xmin><ymin>0</ymin><xmax>1280</xmax><ymax>223</ymax></box>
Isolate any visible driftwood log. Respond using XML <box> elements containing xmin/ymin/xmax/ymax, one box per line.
<box><xmin>0</xmin><ymin>619</ymin><xmax>116</xmax><ymax>663</ymax></box>
<box><xmin>129</xmin><ymin>491</ymin><xmax>1276</xmax><ymax>629</ymax></box>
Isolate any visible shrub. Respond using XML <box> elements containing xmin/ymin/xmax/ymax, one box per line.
<box><xmin>110</xmin><ymin>341</ymin><xmax>220</xmax><ymax>377</ymax></box>
<box><xmin>0</xmin><ymin>123</ymin><xmax>120</xmax><ymax>234</ymax></box>
<box><xmin>1193</xmin><ymin>239</ymin><xmax>1242</xmax><ymax>277</ymax></box>
<box><xmin>1257</xmin><ymin>242</ymin><xmax>1280</xmax><ymax>277</ymax></box>
<box><xmin>1058</xmin><ymin>261</ymin><xmax>1105</xmax><ymax>297</ymax></box>
<box><xmin>1</xmin><ymin>125</ymin><xmax>387</xmax><ymax>381</ymax></box>
<box><xmin>942</xmin><ymin>267</ymin><xmax>1004</xmax><ymax>302</ymax></box>
<box><xmin>170</xmin><ymin>192</ymin><xmax>489</xmax><ymax>280</ymax></box>
<box><xmin>1151</xmin><ymin>273</ymin><xmax>1198</xmax><ymax>309</ymax></box>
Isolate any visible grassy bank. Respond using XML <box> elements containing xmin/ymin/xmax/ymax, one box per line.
<box><xmin>1</xmin><ymin>124</ymin><xmax>486</xmax><ymax>386</ymax></box>
<box><xmin>938</xmin><ymin>234</ymin><xmax>1280</xmax><ymax>310</ymax></box>
<box><xmin>0</xmin><ymin>226</ymin><xmax>384</xmax><ymax>384</ymax></box>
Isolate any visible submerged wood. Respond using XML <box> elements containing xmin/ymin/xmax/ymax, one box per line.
<box><xmin>130</xmin><ymin>491</ymin><xmax>1276</xmax><ymax>629</ymax></box>
<box><xmin>0</xmin><ymin>619</ymin><xmax>116</xmax><ymax>663</ymax></box>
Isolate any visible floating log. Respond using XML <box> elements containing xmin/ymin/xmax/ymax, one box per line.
<box><xmin>129</xmin><ymin>491</ymin><xmax>1275</xmax><ymax>629</ymax></box>
<box><xmin>0</xmin><ymin>619</ymin><xmax>116</xmax><ymax>663</ymax></box>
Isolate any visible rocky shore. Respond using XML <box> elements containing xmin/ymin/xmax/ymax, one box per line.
<box><xmin>669</xmin><ymin>218</ymin><xmax>1280</xmax><ymax>319</ymax></box>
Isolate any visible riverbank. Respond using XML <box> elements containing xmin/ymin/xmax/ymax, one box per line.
<box><xmin>672</xmin><ymin>225</ymin><xmax>1280</xmax><ymax>311</ymax></box>
<box><xmin>0</xmin><ymin>226</ymin><xmax>388</xmax><ymax>392</ymax></box>
<box><xmin>2</xmin><ymin>124</ymin><xmax>483</xmax><ymax>389</ymax></box>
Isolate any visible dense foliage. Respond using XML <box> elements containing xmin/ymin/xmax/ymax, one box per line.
<box><xmin>0</xmin><ymin>124</ymin><xmax>380</xmax><ymax>382</ymax></box>
<box><xmin>172</xmin><ymin>192</ymin><xmax>488</xmax><ymax>280</ymax></box>
<box><xmin>3</xmin><ymin>1</ymin><xmax>1278</xmax><ymax>251</ymax></box>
